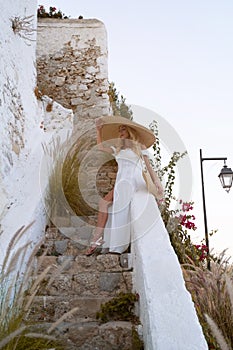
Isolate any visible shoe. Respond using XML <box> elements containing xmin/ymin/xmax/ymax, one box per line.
<box><xmin>85</xmin><ymin>237</ymin><xmax>105</xmax><ymax>256</ymax></box>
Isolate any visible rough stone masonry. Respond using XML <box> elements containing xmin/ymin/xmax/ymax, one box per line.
<box><xmin>37</xmin><ymin>18</ymin><xmax>111</xmax><ymax>125</ymax></box>
<box><xmin>37</xmin><ymin>18</ymin><xmax>115</xmax><ymax>216</ymax></box>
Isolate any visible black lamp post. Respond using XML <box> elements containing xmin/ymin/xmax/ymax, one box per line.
<box><xmin>218</xmin><ymin>163</ymin><xmax>233</xmax><ymax>192</ymax></box>
<box><xmin>200</xmin><ymin>149</ymin><xmax>233</xmax><ymax>269</ymax></box>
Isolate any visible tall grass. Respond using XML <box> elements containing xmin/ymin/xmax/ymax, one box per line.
<box><xmin>183</xmin><ymin>253</ymin><xmax>233</xmax><ymax>349</ymax></box>
<box><xmin>61</xmin><ymin>134</ymin><xmax>96</xmax><ymax>216</ymax></box>
<box><xmin>42</xmin><ymin>132</ymin><xmax>99</xmax><ymax>221</ymax></box>
<box><xmin>0</xmin><ymin>224</ymin><xmax>78</xmax><ymax>349</ymax></box>
<box><xmin>42</xmin><ymin>136</ymin><xmax>74</xmax><ymax>220</ymax></box>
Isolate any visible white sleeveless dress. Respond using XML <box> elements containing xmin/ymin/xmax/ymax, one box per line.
<box><xmin>102</xmin><ymin>147</ymin><xmax>208</xmax><ymax>349</ymax></box>
<box><xmin>102</xmin><ymin>146</ymin><xmax>151</xmax><ymax>253</ymax></box>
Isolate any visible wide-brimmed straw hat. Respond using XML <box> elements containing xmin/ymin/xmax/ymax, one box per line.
<box><xmin>100</xmin><ymin>115</ymin><xmax>155</xmax><ymax>148</ymax></box>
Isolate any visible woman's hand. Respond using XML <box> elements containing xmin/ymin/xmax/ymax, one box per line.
<box><xmin>96</xmin><ymin>117</ymin><xmax>104</xmax><ymax>131</ymax></box>
<box><xmin>156</xmin><ymin>183</ymin><xmax>164</xmax><ymax>197</ymax></box>
<box><xmin>154</xmin><ymin>181</ymin><xmax>164</xmax><ymax>199</ymax></box>
<box><xmin>95</xmin><ymin>117</ymin><xmax>112</xmax><ymax>153</ymax></box>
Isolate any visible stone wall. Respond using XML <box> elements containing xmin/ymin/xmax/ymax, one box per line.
<box><xmin>37</xmin><ymin>18</ymin><xmax>111</xmax><ymax>124</ymax></box>
<box><xmin>36</xmin><ymin>18</ymin><xmax>113</xmax><ymax>216</ymax></box>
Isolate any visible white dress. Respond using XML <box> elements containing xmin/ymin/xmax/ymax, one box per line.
<box><xmin>102</xmin><ymin>147</ymin><xmax>208</xmax><ymax>349</ymax></box>
<box><xmin>102</xmin><ymin>146</ymin><xmax>151</xmax><ymax>253</ymax></box>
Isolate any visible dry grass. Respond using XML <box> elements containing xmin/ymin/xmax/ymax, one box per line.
<box><xmin>42</xmin><ymin>136</ymin><xmax>73</xmax><ymax>220</ymax></box>
<box><xmin>62</xmin><ymin>140</ymin><xmax>91</xmax><ymax>216</ymax></box>
<box><xmin>204</xmin><ymin>314</ymin><xmax>230</xmax><ymax>350</ymax></box>
<box><xmin>43</xmin><ymin>129</ymin><xmax>98</xmax><ymax>218</ymax></box>
<box><xmin>62</xmin><ymin>129</ymin><xmax>118</xmax><ymax>218</ymax></box>
<box><xmin>43</xmin><ymin>123</ymin><xmax>117</xmax><ymax>221</ymax></box>
<box><xmin>0</xmin><ymin>224</ymin><xmax>79</xmax><ymax>349</ymax></box>
<box><xmin>47</xmin><ymin>307</ymin><xmax>79</xmax><ymax>334</ymax></box>
<box><xmin>183</xmin><ymin>253</ymin><xmax>233</xmax><ymax>349</ymax></box>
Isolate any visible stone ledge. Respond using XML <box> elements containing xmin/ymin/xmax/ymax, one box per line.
<box><xmin>30</xmin><ymin>320</ymin><xmax>134</xmax><ymax>350</ymax></box>
<box><xmin>30</xmin><ymin>295</ymin><xmax>112</xmax><ymax>322</ymax></box>
<box><xmin>37</xmin><ymin>18</ymin><xmax>104</xmax><ymax>28</ymax></box>
<box><xmin>62</xmin><ymin>320</ymin><xmax>134</xmax><ymax>350</ymax></box>
<box><xmin>38</xmin><ymin>271</ymin><xmax>132</xmax><ymax>297</ymax></box>
<box><xmin>36</xmin><ymin>254</ymin><xmax>133</xmax><ymax>273</ymax></box>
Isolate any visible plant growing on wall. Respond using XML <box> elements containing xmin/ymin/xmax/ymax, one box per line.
<box><xmin>149</xmin><ymin>120</ymin><xmax>204</xmax><ymax>266</ymax></box>
<box><xmin>11</xmin><ymin>15</ymin><xmax>36</xmax><ymax>44</ymax></box>
<box><xmin>96</xmin><ymin>292</ymin><xmax>144</xmax><ymax>349</ymax></box>
<box><xmin>37</xmin><ymin>5</ymin><xmax>69</xmax><ymax>19</ymax></box>
<box><xmin>108</xmin><ymin>82</ymin><xmax>133</xmax><ymax>119</ymax></box>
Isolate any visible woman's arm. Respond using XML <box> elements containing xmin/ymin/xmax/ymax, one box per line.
<box><xmin>141</xmin><ymin>146</ymin><xmax>164</xmax><ymax>198</ymax></box>
<box><xmin>96</xmin><ymin>118</ymin><xmax>114</xmax><ymax>154</ymax></box>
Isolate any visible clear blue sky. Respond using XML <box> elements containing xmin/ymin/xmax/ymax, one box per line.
<box><xmin>37</xmin><ymin>0</ymin><xmax>233</xmax><ymax>258</ymax></box>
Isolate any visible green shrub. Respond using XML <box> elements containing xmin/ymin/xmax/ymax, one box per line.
<box><xmin>96</xmin><ymin>292</ymin><xmax>139</xmax><ymax>323</ymax></box>
<box><xmin>108</xmin><ymin>82</ymin><xmax>133</xmax><ymax>119</ymax></box>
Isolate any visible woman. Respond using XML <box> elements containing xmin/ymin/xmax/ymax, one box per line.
<box><xmin>85</xmin><ymin>115</ymin><xmax>163</xmax><ymax>256</ymax></box>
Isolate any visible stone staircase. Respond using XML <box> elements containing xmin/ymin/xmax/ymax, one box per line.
<box><xmin>29</xmin><ymin>217</ymin><xmax>143</xmax><ymax>349</ymax></box>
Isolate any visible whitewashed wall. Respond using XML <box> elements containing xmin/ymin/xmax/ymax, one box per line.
<box><xmin>0</xmin><ymin>0</ymin><xmax>38</xmax><ymax>216</ymax></box>
<box><xmin>131</xmin><ymin>191</ymin><xmax>208</xmax><ymax>350</ymax></box>
<box><xmin>0</xmin><ymin>1</ymin><xmax>73</xmax><ymax>266</ymax></box>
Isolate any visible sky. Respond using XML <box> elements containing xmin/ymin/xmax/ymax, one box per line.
<box><xmin>37</xmin><ymin>0</ymin><xmax>233</xmax><ymax>259</ymax></box>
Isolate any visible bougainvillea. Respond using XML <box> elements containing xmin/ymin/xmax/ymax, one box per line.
<box><xmin>150</xmin><ymin>121</ymin><xmax>209</xmax><ymax>266</ymax></box>
<box><xmin>37</xmin><ymin>5</ymin><xmax>69</xmax><ymax>19</ymax></box>
<box><xmin>194</xmin><ymin>244</ymin><xmax>209</xmax><ymax>261</ymax></box>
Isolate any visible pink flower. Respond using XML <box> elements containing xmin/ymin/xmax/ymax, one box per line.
<box><xmin>180</xmin><ymin>214</ymin><xmax>186</xmax><ymax>225</ymax></box>
<box><xmin>185</xmin><ymin>221</ymin><xmax>196</xmax><ymax>229</ymax></box>
<box><xmin>179</xmin><ymin>214</ymin><xmax>196</xmax><ymax>230</ymax></box>
<box><xmin>182</xmin><ymin>202</ymin><xmax>193</xmax><ymax>212</ymax></box>
<box><xmin>195</xmin><ymin>244</ymin><xmax>208</xmax><ymax>261</ymax></box>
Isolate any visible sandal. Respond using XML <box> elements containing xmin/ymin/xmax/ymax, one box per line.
<box><xmin>85</xmin><ymin>237</ymin><xmax>105</xmax><ymax>256</ymax></box>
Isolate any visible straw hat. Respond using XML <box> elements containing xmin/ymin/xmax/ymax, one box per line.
<box><xmin>100</xmin><ymin>115</ymin><xmax>155</xmax><ymax>148</ymax></box>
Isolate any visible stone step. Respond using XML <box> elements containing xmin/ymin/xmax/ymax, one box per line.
<box><xmin>32</xmin><ymin>320</ymin><xmax>137</xmax><ymax>350</ymax></box>
<box><xmin>30</xmin><ymin>224</ymin><xmax>141</xmax><ymax>349</ymax></box>
<box><xmin>39</xmin><ymin>237</ymin><xmax>87</xmax><ymax>256</ymax></box>
<box><xmin>29</xmin><ymin>295</ymin><xmax>112</xmax><ymax>322</ymax></box>
<box><xmin>70</xmin><ymin>215</ymin><xmax>96</xmax><ymax>227</ymax></box>
<box><xmin>41</xmin><ymin>223</ymin><xmax>97</xmax><ymax>256</ymax></box>
<box><xmin>39</xmin><ymin>236</ymin><xmax>89</xmax><ymax>257</ymax></box>
<box><xmin>59</xmin><ymin>226</ymin><xmax>91</xmax><ymax>244</ymax></box>
<box><xmin>61</xmin><ymin>320</ymin><xmax>137</xmax><ymax>350</ymax></box>
<box><xmin>37</xmin><ymin>253</ymin><xmax>133</xmax><ymax>274</ymax></box>
<box><xmin>48</xmin><ymin>216</ymin><xmax>97</xmax><ymax>232</ymax></box>
<box><xmin>38</xmin><ymin>269</ymin><xmax>132</xmax><ymax>297</ymax></box>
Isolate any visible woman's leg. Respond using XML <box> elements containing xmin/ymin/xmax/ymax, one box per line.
<box><xmin>85</xmin><ymin>189</ymin><xmax>114</xmax><ymax>255</ymax></box>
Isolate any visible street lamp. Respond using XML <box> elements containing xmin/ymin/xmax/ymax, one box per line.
<box><xmin>200</xmin><ymin>149</ymin><xmax>233</xmax><ymax>269</ymax></box>
<box><xmin>218</xmin><ymin>162</ymin><xmax>233</xmax><ymax>192</ymax></box>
